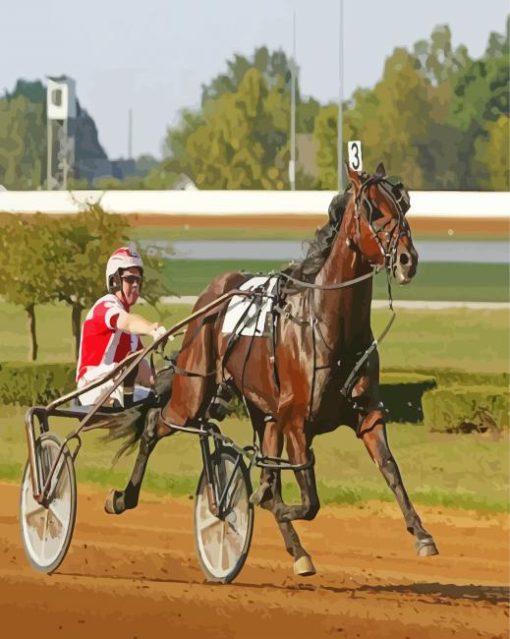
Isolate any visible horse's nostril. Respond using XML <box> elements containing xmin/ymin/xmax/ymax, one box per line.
<box><xmin>399</xmin><ymin>253</ymin><xmax>409</xmax><ymax>266</ymax></box>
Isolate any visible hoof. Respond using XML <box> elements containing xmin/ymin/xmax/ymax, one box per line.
<box><xmin>104</xmin><ymin>489</ymin><xmax>124</xmax><ymax>515</ymax></box>
<box><xmin>249</xmin><ymin>481</ymin><xmax>271</xmax><ymax>506</ymax></box>
<box><xmin>293</xmin><ymin>555</ymin><xmax>316</xmax><ymax>577</ymax></box>
<box><xmin>416</xmin><ymin>537</ymin><xmax>439</xmax><ymax>557</ymax></box>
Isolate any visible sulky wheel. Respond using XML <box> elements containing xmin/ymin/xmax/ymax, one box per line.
<box><xmin>20</xmin><ymin>433</ymin><xmax>77</xmax><ymax>574</ymax></box>
<box><xmin>194</xmin><ymin>447</ymin><xmax>254</xmax><ymax>583</ymax></box>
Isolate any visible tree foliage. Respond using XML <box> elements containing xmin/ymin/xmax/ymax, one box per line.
<box><xmin>0</xmin><ymin>214</ymin><xmax>57</xmax><ymax>359</ymax></box>
<box><xmin>0</xmin><ymin>207</ymin><xmax>170</xmax><ymax>361</ymax></box>
<box><xmin>0</xmin><ymin>21</ymin><xmax>508</xmax><ymax>191</ymax></box>
<box><xmin>163</xmin><ymin>47</ymin><xmax>317</xmax><ymax>189</ymax></box>
<box><xmin>313</xmin><ymin>21</ymin><xmax>509</xmax><ymax>190</ymax></box>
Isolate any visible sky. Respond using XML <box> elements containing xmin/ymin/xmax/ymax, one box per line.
<box><xmin>3</xmin><ymin>0</ymin><xmax>508</xmax><ymax>159</ymax></box>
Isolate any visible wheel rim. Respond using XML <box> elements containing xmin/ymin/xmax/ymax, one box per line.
<box><xmin>20</xmin><ymin>438</ymin><xmax>74</xmax><ymax>571</ymax></box>
<box><xmin>195</xmin><ymin>455</ymin><xmax>251</xmax><ymax>580</ymax></box>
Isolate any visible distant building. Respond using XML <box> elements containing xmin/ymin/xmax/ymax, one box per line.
<box><xmin>75</xmin><ymin>158</ymin><xmax>137</xmax><ymax>184</ymax></box>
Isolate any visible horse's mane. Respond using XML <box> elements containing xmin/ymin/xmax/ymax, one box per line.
<box><xmin>285</xmin><ymin>187</ymin><xmax>354</xmax><ymax>283</ymax></box>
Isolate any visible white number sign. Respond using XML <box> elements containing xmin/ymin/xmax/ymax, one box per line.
<box><xmin>347</xmin><ymin>140</ymin><xmax>363</xmax><ymax>172</ymax></box>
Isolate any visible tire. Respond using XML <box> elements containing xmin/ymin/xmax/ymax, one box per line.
<box><xmin>20</xmin><ymin>433</ymin><xmax>77</xmax><ymax>574</ymax></box>
<box><xmin>194</xmin><ymin>447</ymin><xmax>254</xmax><ymax>583</ymax></box>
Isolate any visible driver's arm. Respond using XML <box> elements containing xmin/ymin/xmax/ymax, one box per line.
<box><xmin>116</xmin><ymin>311</ymin><xmax>161</xmax><ymax>339</ymax></box>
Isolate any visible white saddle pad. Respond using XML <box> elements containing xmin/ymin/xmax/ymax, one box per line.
<box><xmin>222</xmin><ymin>277</ymin><xmax>278</xmax><ymax>336</ymax></box>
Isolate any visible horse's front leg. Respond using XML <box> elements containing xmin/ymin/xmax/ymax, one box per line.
<box><xmin>247</xmin><ymin>413</ymin><xmax>316</xmax><ymax>576</ymax></box>
<box><xmin>270</xmin><ymin>421</ymin><xmax>320</xmax><ymax>525</ymax></box>
<box><xmin>105</xmin><ymin>408</ymin><xmax>171</xmax><ymax>514</ymax></box>
<box><xmin>359</xmin><ymin>411</ymin><xmax>439</xmax><ymax>556</ymax></box>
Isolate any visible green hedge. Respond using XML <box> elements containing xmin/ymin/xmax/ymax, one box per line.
<box><xmin>385</xmin><ymin>367</ymin><xmax>508</xmax><ymax>389</ymax></box>
<box><xmin>0</xmin><ymin>361</ymin><xmax>438</xmax><ymax>424</ymax></box>
<box><xmin>422</xmin><ymin>385</ymin><xmax>509</xmax><ymax>433</ymax></box>
<box><xmin>0</xmin><ymin>362</ymin><xmax>75</xmax><ymax>406</ymax></box>
<box><xmin>1</xmin><ymin>363</ymin><xmax>506</xmax><ymax>435</ymax></box>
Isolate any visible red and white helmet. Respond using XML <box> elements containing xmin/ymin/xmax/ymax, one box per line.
<box><xmin>105</xmin><ymin>246</ymin><xmax>144</xmax><ymax>292</ymax></box>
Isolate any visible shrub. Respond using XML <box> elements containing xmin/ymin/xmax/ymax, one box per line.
<box><xmin>0</xmin><ymin>362</ymin><xmax>75</xmax><ymax>406</ymax></box>
<box><xmin>385</xmin><ymin>367</ymin><xmax>508</xmax><ymax>388</ymax></box>
<box><xmin>422</xmin><ymin>385</ymin><xmax>509</xmax><ymax>433</ymax></box>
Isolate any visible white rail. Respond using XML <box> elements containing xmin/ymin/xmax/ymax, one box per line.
<box><xmin>0</xmin><ymin>189</ymin><xmax>508</xmax><ymax>218</ymax></box>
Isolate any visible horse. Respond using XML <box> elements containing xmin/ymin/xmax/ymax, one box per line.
<box><xmin>105</xmin><ymin>163</ymin><xmax>439</xmax><ymax>576</ymax></box>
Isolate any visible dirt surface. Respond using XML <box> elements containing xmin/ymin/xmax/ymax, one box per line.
<box><xmin>126</xmin><ymin>213</ymin><xmax>508</xmax><ymax>237</ymax></box>
<box><xmin>2</xmin><ymin>481</ymin><xmax>509</xmax><ymax>638</ymax></box>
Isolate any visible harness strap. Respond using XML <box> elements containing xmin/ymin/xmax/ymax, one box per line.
<box><xmin>172</xmin><ymin>365</ymin><xmax>216</xmax><ymax>378</ymax></box>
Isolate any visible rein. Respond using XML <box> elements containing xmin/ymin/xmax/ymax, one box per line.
<box><xmin>280</xmin><ymin>268</ymin><xmax>376</xmax><ymax>291</ymax></box>
<box><xmin>339</xmin><ymin>268</ymin><xmax>396</xmax><ymax>400</ymax></box>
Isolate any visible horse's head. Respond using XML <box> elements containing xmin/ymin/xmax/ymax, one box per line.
<box><xmin>346</xmin><ymin>163</ymin><xmax>418</xmax><ymax>284</ymax></box>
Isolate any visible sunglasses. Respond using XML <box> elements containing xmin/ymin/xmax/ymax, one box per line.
<box><xmin>121</xmin><ymin>275</ymin><xmax>142</xmax><ymax>285</ymax></box>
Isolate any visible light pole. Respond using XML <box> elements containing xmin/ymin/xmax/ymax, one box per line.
<box><xmin>289</xmin><ymin>11</ymin><xmax>296</xmax><ymax>191</ymax></box>
<box><xmin>337</xmin><ymin>0</ymin><xmax>344</xmax><ymax>192</ymax></box>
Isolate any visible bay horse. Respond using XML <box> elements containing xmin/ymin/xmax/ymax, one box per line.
<box><xmin>106</xmin><ymin>163</ymin><xmax>439</xmax><ymax>575</ymax></box>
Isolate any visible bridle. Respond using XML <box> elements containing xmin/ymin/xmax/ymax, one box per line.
<box><xmin>353</xmin><ymin>176</ymin><xmax>411</xmax><ymax>277</ymax></box>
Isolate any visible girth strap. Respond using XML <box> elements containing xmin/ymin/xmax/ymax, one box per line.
<box><xmin>172</xmin><ymin>365</ymin><xmax>216</xmax><ymax>379</ymax></box>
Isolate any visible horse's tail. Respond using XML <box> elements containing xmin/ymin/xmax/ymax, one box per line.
<box><xmin>100</xmin><ymin>406</ymin><xmax>147</xmax><ymax>464</ymax></box>
<box><xmin>102</xmin><ymin>365</ymin><xmax>175</xmax><ymax>464</ymax></box>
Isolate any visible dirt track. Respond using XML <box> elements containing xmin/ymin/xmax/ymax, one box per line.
<box><xmin>126</xmin><ymin>213</ymin><xmax>508</xmax><ymax>237</ymax></box>
<box><xmin>1</xmin><ymin>482</ymin><xmax>508</xmax><ymax>638</ymax></box>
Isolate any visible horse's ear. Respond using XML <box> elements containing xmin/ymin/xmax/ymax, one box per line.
<box><xmin>346</xmin><ymin>163</ymin><xmax>362</xmax><ymax>193</ymax></box>
<box><xmin>375</xmin><ymin>162</ymin><xmax>386</xmax><ymax>177</ymax></box>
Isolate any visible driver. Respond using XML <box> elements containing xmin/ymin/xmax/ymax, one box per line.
<box><xmin>76</xmin><ymin>246</ymin><xmax>167</xmax><ymax>406</ymax></box>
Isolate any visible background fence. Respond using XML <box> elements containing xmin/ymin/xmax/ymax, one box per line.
<box><xmin>0</xmin><ymin>190</ymin><xmax>509</xmax><ymax>217</ymax></box>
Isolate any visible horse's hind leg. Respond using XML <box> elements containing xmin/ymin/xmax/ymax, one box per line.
<box><xmin>359</xmin><ymin>412</ymin><xmax>439</xmax><ymax>556</ymax></box>
<box><xmin>105</xmin><ymin>408</ymin><xmax>166</xmax><ymax>514</ymax></box>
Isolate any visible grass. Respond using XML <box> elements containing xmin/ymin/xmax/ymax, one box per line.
<box><xmin>161</xmin><ymin>260</ymin><xmax>509</xmax><ymax>301</ymax></box>
<box><xmin>372</xmin><ymin>308</ymin><xmax>509</xmax><ymax>373</ymax></box>
<box><xmin>0</xmin><ymin>303</ymin><xmax>508</xmax><ymax>373</ymax></box>
<box><xmin>2</xmin><ymin>406</ymin><xmax>507</xmax><ymax>512</ymax></box>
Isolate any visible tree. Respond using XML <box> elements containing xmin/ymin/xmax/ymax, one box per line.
<box><xmin>472</xmin><ymin>115</ymin><xmax>510</xmax><ymax>190</ymax></box>
<box><xmin>313</xmin><ymin>104</ymin><xmax>338</xmax><ymax>189</ymax></box>
<box><xmin>0</xmin><ymin>215</ymin><xmax>57</xmax><ymax>360</ymax></box>
<box><xmin>0</xmin><ymin>96</ymin><xmax>45</xmax><ymax>189</ymax></box>
<box><xmin>164</xmin><ymin>67</ymin><xmax>291</xmax><ymax>189</ymax></box>
<box><xmin>161</xmin><ymin>47</ymin><xmax>317</xmax><ymax>189</ymax></box>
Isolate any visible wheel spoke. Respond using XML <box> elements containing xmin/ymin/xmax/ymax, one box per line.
<box><xmin>39</xmin><ymin>509</ymin><xmax>49</xmax><ymax>560</ymax></box>
<box><xmin>24</xmin><ymin>501</ymin><xmax>46</xmax><ymax>522</ymax></box>
<box><xmin>197</xmin><ymin>495</ymin><xmax>220</xmax><ymax>530</ymax></box>
<box><xmin>217</xmin><ymin>522</ymin><xmax>225</xmax><ymax>571</ymax></box>
<box><xmin>46</xmin><ymin>504</ymin><xmax>65</xmax><ymax>539</ymax></box>
<box><xmin>225</xmin><ymin>474</ymin><xmax>243</xmax><ymax>512</ymax></box>
<box><xmin>47</xmin><ymin>492</ymin><xmax>69</xmax><ymax>525</ymax></box>
<box><xmin>225</xmin><ymin>533</ymin><xmax>241</xmax><ymax>566</ymax></box>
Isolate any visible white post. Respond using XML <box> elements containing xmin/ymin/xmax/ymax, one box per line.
<box><xmin>46</xmin><ymin>118</ymin><xmax>52</xmax><ymax>190</ymax></box>
<box><xmin>337</xmin><ymin>0</ymin><xmax>344</xmax><ymax>192</ymax></box>
<box><xmin>289</xmin><ymin>11</ymin><xmax>296</xmax><ymax>191</ymax></box>
<box><xmin>62</xmin><ymin>118</ymin><xmax>68</xmax><ymax>190</ymax></box>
